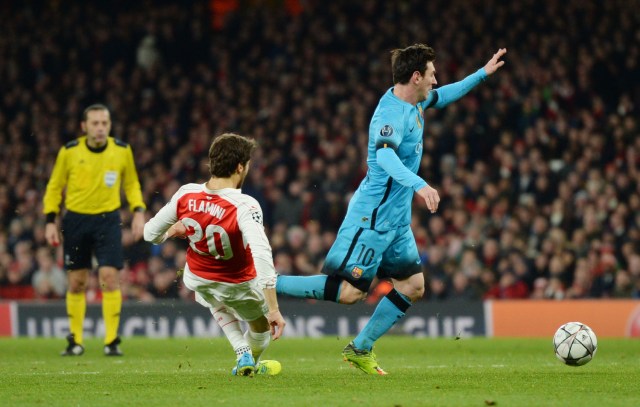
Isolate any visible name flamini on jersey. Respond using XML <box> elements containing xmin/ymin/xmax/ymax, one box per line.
<box><xmin>187</xmin><ymin>199</ymin><xmax>226</xmax><ymax>219</ymax></box>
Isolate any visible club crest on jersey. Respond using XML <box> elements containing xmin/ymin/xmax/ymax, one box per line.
<box><xmin>251</xmin><ymin>210</ymin><xmax>263</xmax><ymax>225</ymax></box>
<box><xmin>104</xmin><ymin>171</ymin><xmax>117</xmax><ymax>187</ymax></box>
<box><xmin>351</xmin><ymin>266</ymin><xmax>364</xmax><ymax>279</ymax></box>
<box><xmin>380</xmin><ymin>125</ymin><xmax>394</xmax><ymax>137</ymax></box>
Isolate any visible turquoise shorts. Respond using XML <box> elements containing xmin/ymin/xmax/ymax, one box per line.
<box><xmin>321</xmin><ymin>223</ymin><xmax>422</xmax><ymax>291</ymax></box>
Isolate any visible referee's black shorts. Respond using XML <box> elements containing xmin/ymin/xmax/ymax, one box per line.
<box><xmin>61</xmin><ymin>210</ymin><xmax>124</xmax><ymax>270</ymax></box>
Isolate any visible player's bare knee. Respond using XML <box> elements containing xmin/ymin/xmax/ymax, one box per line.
<box><xmin>338</xmin><ymin>285</ymin><xmax>366</xmax><ymax>304</ymax></box>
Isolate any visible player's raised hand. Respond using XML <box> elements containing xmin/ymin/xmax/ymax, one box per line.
<box><xmin>416</xmin><ymin>184</ymin><xmax>440</xmax><ymax>213</ymax></box>
<box><xmin>484</xmin><ymin>48</ymin><xmax>507</xmax><ymax>75</ymax></box>
<box><xmin>267</xmin><ymin>309</ymin><xmax>286</xmax><ymax>340</ymax></box>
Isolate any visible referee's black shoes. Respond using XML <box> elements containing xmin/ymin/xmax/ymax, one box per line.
<box><xmin>60</xmin><ymin>333</ymin><xmax>85</xmax><ymax>356</ymax></box>
<box><xmin>104</xmin><ymin>336</ymin><xmax>123</xmax><ymax>356</ymax></box>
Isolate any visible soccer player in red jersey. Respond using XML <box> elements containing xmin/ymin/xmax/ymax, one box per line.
<box><xmin>144</xmin><ymin>133</ymin><xmax>286</xmax><ymax>376</ymax></box>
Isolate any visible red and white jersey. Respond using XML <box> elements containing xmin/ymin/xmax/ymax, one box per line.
<box><xmin>144</xmin><ymin>183</ymin><xmax>276</xmax><ymax>288</ymax></box>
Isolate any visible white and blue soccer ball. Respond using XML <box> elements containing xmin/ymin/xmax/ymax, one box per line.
<box><xmin>553</xmin><ymin>322</ymin><xmax>597</xmax><ymax>366</ymax></box>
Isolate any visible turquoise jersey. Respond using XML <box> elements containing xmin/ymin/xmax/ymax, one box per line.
<box><xmin>344</xmin><ymin>68</ymin><xmax>487</xmax><ymax>231</ymax></box>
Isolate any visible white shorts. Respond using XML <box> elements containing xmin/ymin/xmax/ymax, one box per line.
<box><xmin>182</xmin><ymin>263</ymin><xmax>268</xmax><ymax>322</ymax></box>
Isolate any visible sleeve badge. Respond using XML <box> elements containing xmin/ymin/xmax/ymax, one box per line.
<box><xmin>251</xmin><ymin>210</ymin><xmax>263</xmax><ymax>225</ymax></box>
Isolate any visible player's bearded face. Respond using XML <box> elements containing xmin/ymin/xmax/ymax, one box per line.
<box><xmin>418</xmin><ymin>62</ymin><xmax>437</xmax><ymax>102</ymax></box>
<box><xmin>82</xmin><ymin>110</ymin><xmax>111</xmax><ymax>148</ymax></box>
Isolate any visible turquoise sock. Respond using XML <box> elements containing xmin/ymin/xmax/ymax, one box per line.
<box><xmin>276</xmin><ymin>275</ymin><xmax>328</xmax><ymax>300</ymax></box>
<box><xmin>353</xmin><ymin>290</ymin><xmax>411</xmax><ymax>351</ymax></box>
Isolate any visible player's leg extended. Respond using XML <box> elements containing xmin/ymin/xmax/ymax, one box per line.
<box><xmin>319</xmin><ymin>227</ymin><xmax>395</xmax><ymax>374</ymax></box>
<box><xmin>352</xmin><ymin>226</ymin><xmax>424</xmax><ymax>351</ymax></box>
<box><xmin>276</xmin><ymin>224</ymin><xmax>370</xmax><ymax>302</ymax></box>
<box><xmin>344</xmin><ymin>226</ymin><xmax>423</xmax><ymax>374</ymax></box>
<box><xmin>276</xmin><ymin>274</ymin><xmax>329</xmax><ymax>300</ymax></box>
<box><xmin>343</xmin><ymin>278</ymin><xmax>418</xmax><ymax>375</ymax></box>
<box><xmin>353</xmin><ymin>274</ymin><xmax>424</xmax><ymax>350</ymax></box>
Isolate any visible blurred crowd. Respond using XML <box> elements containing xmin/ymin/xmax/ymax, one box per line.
<box><xmin>1</xmin><ymin>0</ymin><xmax>639</xmax><ymax>302</ymax></box>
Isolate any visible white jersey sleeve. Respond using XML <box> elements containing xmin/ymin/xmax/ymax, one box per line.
<box><xmin>143</xmin><ymin>184</ymin><xmax>189</xmax><ymax>244</ymax></box>
<box><xmin>236</xmin><ymin>196</ymin><xmax>277</xmax><ymax>289</ymax></box>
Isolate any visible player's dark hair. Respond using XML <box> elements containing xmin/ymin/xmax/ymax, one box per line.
<box><xmin>208</xmin><ymin>133</ymin><xmax>257</xmax><ymax>178</ymax></box>
<box><xmin>390</xmin><ymin>44</ymin><xmax>436</xmax><ymax>85</ymax></box>
<box><xmin>82</xmin><ymin>103</ymin><xmax>110</xmax><ymax>121</ymax></box>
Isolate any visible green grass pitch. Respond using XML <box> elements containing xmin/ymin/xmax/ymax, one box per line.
<box><xmin>1</xmin><ymin>336</ymin><xmax>639</xmax><ymax>406</ymax></box>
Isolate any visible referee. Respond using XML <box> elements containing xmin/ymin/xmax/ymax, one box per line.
<box><xmin>43</xmin><ymin>104</ymin><xmax>146</xmax><ymax>357</ymax></box>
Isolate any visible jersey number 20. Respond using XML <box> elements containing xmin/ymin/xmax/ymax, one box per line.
<box><xmin>181</xmin><ymin>217</ymin><xmax>233</xmax><ymax>260</ymax></box>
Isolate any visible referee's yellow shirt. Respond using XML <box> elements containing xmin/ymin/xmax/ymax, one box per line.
<box><xmin>43</xmin><ymin>136</ymin><xmax>146</xmax><ymax>215</ymax></box>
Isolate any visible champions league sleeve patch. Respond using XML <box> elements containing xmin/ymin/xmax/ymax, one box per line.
<box><xmin>379</xmin><ymin>125</ymin><xmax>394</xmax><ymax>137</ymax></box>
<box><xmin>250</xmin><ymin>209</ymin><xmax>263</xmax><ymax>225</ymax></box>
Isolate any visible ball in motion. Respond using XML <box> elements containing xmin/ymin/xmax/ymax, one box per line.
<box><xmin>553</xmin><ymin>321</ymin><xmax>597</xmax><ymax>366</ymax></box>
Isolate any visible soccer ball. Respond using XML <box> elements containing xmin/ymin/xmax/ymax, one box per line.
<box><xmin>553</xmin><ymin>322</ymin><xmax>597</xmax><ymax>366</ymax></box>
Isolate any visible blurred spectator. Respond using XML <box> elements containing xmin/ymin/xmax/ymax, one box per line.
<box><xmin>565</xmin><ymin>259</ymin><xmax>593</xmax><ymax>299</ymax></box>
<box><xmin>530</xmin><ymin>277</ymin><xmax>548</xmax><ymax>299</ymax></box>
<box><xmin>449</xmin><ymin>272</ymin><xmax>481</xmax><ymax>301</ymax></box>
<box><xmin>484</xmin><ymin>271</ymin><xmax>529</xmax><ymax>299</ymax></box>
<box><xmin>32</xmin><ymin>246</ymin><xmax>67</xmax><ymax>299</ymax></box>
<box><xmin>136</xmin><ymin>35</ymin><xmax>161</xmax><ymax>71</ymax></box>
<box><xmin>613</xmin><ymin>270</ymin><xmax>633</xmax><ymax>298</ymax></box>
<box><xmin>0</xmin><ymin>241</ymin><xmax>36</xmax><ymax>299</ymax></box>
<box><xmin>427</xmin><ymin>276</ymin><xmax>448</xmax><ymax>302</ymax></box>
<box><xmin>544</xmin><ymin>277</ymin><xmax>566</xmax><ymax>300</ymax></box>
<box><xmin>148</xmin><ymin>269</ymin><xmax>180</xmax><ymax>299</ymax></box>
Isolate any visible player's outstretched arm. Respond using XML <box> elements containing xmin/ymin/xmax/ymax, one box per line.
<box><xmin>426</xmin><ymin>48</ymin><xmax>506</xmax><ymax>108</ymax></box>
<box><xmin>483</xmin><ymin>48</ymin><xmax>507</xmax><ymax>75</ymax></box>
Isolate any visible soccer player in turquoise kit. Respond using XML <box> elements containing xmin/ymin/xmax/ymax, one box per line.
<box><xmin>277</xmin><ymin>44</ymin><xmax>507</xmax><ymax>374</ymax></box>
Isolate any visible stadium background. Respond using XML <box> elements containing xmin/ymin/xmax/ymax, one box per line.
<box><xmin>0</xmin><ymin>0</ymin><xmax>639</xmax><ymax>336</ymax></box>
